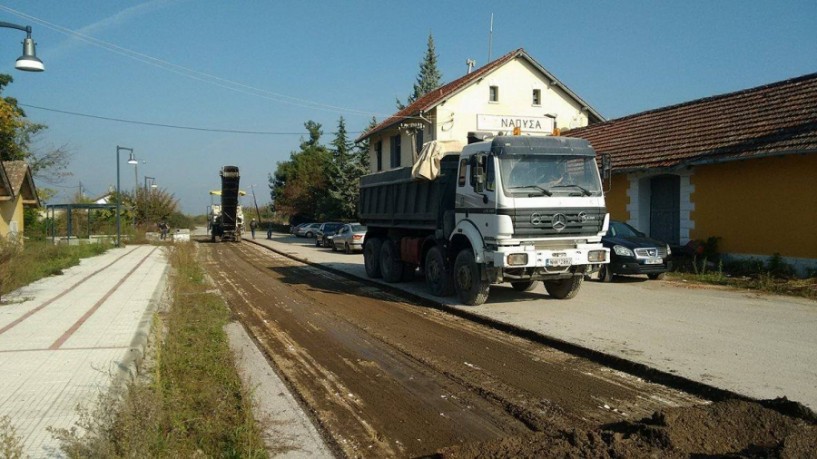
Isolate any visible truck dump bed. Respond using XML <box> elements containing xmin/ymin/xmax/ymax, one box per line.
<box><xmin>359</xmin><ymin>156</ymin><xmax>458</xmax><ymax>232</ymax></box>
<box><xmin>220</xmin><ymin>166</ymin><xmax>240</xmax><ymax>233</ymax></box>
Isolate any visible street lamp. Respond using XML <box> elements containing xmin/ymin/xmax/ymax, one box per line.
<box><xmin>0</xmin><ymin>21</ymin><xmax>44</xmax><ymax>72</ymax></box>
<box><xmin>116</xmin><ymin>145</ymin><xmax>134</xmax><ymax>247</ymax></box>
<box><xmin>144</xmin><ymin>176</ymin><xmax>156</xmax><ymax>225</ymax></box>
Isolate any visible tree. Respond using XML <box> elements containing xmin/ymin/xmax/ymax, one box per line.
<box><xmin>269</xmin><ymin>121</ymin><xmax>333</xmax><ymax>221</ymax></box>
<box><xmin>327</xmin><ymin>117</ymin><xmax>369</xmax><ymax>220</ymax></box>
<box><xmin>397</xmin><ymin>33</ymin><xmax>443</xmax><ymax>109</ymax></box>
<box><xmin>0</xmin><ymin>74</ymin><xmax>71</xmax><ymax>188</ymax></box>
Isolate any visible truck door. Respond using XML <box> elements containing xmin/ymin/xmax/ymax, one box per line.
<box><xmin>457</xmin><ymin>153</ymin><xmax>497</xmax><ymax>228</ymax></box>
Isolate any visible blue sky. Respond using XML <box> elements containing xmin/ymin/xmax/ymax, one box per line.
<box><xmin>1</xmin><ymin>1</ymin><xmax>815</xmax><ymax>214</ymax></box>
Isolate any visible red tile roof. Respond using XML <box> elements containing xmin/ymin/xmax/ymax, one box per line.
<box><xmin>1</xmin><ymin>161</ymin><xmax>39</xmax><ymax>205</ymax></box>
<box><xmin>356</xmin><ymin>48</ymin><xmax>604</xmax><ymax>143</ymax></box>
<box><xmin>565</xmin><ymin>73</ymin><xmax>817</xmax><ymax>171</ymax></box>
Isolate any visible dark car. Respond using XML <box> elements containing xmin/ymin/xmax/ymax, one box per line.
<box><xmin>599</xmin><ymin>220</ymin><xmax>672</xmax><ymax>282</ymax></box>
<box><xmin>315</xmin><ymin>222</ymin><xmax>344</xmax><ymax>247</ymax></box>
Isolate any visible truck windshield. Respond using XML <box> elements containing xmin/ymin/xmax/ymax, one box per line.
<box><xmin>499</xmin><ymin>154</ymin><xmax>602</xmax><ymax>196</ymax></box>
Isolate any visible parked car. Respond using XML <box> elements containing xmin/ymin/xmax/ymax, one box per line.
<box><xmin>290</xmin><ymin>222</ymin><xmax>309</xmax><ymax>235</ymax></box>
<box><xmin>315</xmin><ymin>222</ymin><xmax>344</xmax><ymax>247</ymax></box>
<box><xmin>295</xmin><ymin>222</ymin><xmax>321</xmax><ymax>238</ymax></box>
<box><xmin>331</xmin><ymin>223</ymin><xmax>367</xmax><ymax>253</ymax></box>
<box><xmin>599</xmin><ymin>220</ymin><xmax>672</xmax><ymax>282</ymax></box>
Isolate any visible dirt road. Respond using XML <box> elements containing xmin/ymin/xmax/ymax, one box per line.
<box><xmin>200</xmin><ymin>240</ymin><xmax>816</xmax><ymax>457</ymax></box>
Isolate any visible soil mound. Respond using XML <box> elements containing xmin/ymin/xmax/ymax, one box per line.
<box><xmin>437</xmin><ymin>399</ymin><xmax>817</xmax><ymax>458</ymax></box>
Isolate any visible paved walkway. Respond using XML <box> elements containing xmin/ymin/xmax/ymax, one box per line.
<box><xmin>249</xmin><ymin>233</ymin><xmax>817</xmax><ymax>411</ymax></box>
<box><xmin>0</xmin><ymin>245</ymin><xmax>167</xmax><ymax>458</ymax></box>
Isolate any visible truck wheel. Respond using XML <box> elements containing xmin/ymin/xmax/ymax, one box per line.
<box><xmin>380</xmin><ymin>239</ymin><xmax>404</xmax><ymax>283</ymax></box>
<box><xmin>511</xmin><ymin>281</ymin><xmax>537</xmax><ymax>292</ymax></box>
<box><xmin>544</xmin><ymin>276</ymin><xmax>583</xmax><ymax>299</ymax></box>
<box><xmin>454</xmin><ymin>250</ymin><xmax>489</xmax><ymax>306</ymax></box>
<box><xmin>598</xmin><ymin>265</ymin><xmax>613</xmax><ymax>283</ymax></box>
<box><xmin>425</xmin><ymin>246</ymin><xmax>453</xmax><ymax>296</ymax></box>
<box><xmin>364</xmin><ymin>238</ymin><xmax>383</xmax><ymax>278</ymax></box>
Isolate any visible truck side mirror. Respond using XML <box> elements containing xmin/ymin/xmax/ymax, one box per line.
<box><xmin>474</xmin><ymin>166</ymin><xmax>485</xmax><ymax>193</ymax></box>
<box><xmin>601</xmin><ymin>154</ymin><xmax>612</xmax><ymax>192</ymax></box>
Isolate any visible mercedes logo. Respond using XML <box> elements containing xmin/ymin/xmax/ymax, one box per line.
<box><xmin>530</xmin><ymin>212</ymin><xmax>543</xmax><ymax>225</ymax></box>
<box><xmin>552</xmin><ymin>213</ymin><xmax>567</xmax><ymax>232</ymax></box>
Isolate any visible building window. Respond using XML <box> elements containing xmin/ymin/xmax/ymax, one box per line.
<box><xmin>489</xmin><ymin>85</ymin><xmax>499</xmax><ymax>102</ymax></box>
<box><xmin>532</xmin><ymin>89</ymin><xmax>541</xmax><ymax>106</ymax></box>
<box><xmin>458</xmin><ymin>159</ymin><xmax>468</xmax><ymax>186</ymax></box>
<box><xmin>375</xmin><ymin>141</ymin><xmax>383</xmax><ymax>171</ymax></box>
<box><xmin>390</xmin><ymin>135</ymin><xmax>401</xmax><ymax>168</ymax></box>
<box><xmin>415</xmin><ymin>129</ymin><xmax>424</xmax><ymax>155</ymax></box>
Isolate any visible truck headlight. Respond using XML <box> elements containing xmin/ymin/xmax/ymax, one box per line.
<box><xmin>588</xmin><ymin>250</ymin><xmax>607</xmax><ymax>262</ymax></box>
<box><xmin>507</xmin><ymin>253</ymin><xmax>528</xmax><ymax>266</ymax></box>
<box><xmin>613</xmin><ymin>245</ymin><xmax>634</xmax><ymax>257</ymax></box>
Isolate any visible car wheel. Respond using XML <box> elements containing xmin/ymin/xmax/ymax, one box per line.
<box><xmin>364</xmin><ymin>238</ymin><xmax>383</xmax><ymax>278</ymax></box>
<box><xmin>332</xmin><ymin>242</ymin><xmax>338</xmax><ymax>252</ymax></box>
<box><xmin>598</xmin><ymin>264</ymin><xmax>613</xmax><ymax>283</ymax></box>
<box><xmin>510</xmin><ymin>281</ymin><xmax>537</xmax><ymax>292</ymax></box>
<box><xmin>453</xmin><ymin>249</ymin><xmax>490</xmax><ymax>306</ymax></box>
<box><xmin>544</xmin><ymin>276</ymin><xmax>583</xmax><ymax>299</ymax></box>
<box><xmin>306</xmin><ymin>231</ymin><xmax>314</xmax><ymax>238</ymax></box>
<box><xmin>345</xmin><ymin>243</ymin><xmax>352</xmax><ymax>254</ymax></box>
<box><xmin>425</xmin><ymin>246</ymin><xmax>453</xmax><ymax>296</ymax></box>
<box><xmin>648</xmin><ymin>272</ymin><xmax>667</xmax><ymax>280</ymax></box>
<box><xmin>315</xmin><ymin>238</ymin><xmax>321</xmax><ymax>247</ymax></box>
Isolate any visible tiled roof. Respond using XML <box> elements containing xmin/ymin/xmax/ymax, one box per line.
<box><xmin>1</xmin><ymin>161</ymin><xmax>39</xmax><ymax>205</ymax></box>
<box><xmin>565</xmin><ymin>73</ymin><xmax>817</xmax><ymax>171</ymax></box>
<box><xmin>356</xmin><ymin>48</ymin><xmax>604</xmax><ymax>142</ymax></box>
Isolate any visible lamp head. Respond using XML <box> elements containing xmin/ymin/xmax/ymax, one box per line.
<box><xmin>127</xmin><ymin>151</ymin><xmax>138</xmax><ymax>165</ymax></box>
<box><xmin>16</xmin><ymin>37</ymin><xmax>44</xmax><ymax>72</ymax></box>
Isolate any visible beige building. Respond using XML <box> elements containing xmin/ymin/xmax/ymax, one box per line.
<box><xmin>357</xmin><ymin>48</ymin><xmax>604</xmax><ymax>172</ymax></box>
<box><xmin>0</xmin><ymin>161</ymin><xmax>40</xmax><ymax>239</ymax></box>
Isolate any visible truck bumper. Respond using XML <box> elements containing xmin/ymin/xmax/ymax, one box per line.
<box><xmin>485</xmin><ymin>244</ymin><xmax>609</xmax><ymax>277</ymax></box>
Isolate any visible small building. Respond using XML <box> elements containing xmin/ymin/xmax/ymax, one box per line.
<box><xmin>357</xmin><ymin>48</ymin><xmax>604</xmax><ymax>173</ymax></box>
<box><xmin>566</xmin><ymin>73</ymin><xmax>817</xmax><ymax>274</ymax></box>
<box><xmin>0</xmin><ymin>161</ymin><xmax>40</xmax><ymax>240</ymax></box>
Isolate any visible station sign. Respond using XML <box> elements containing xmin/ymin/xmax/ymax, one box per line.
<box><xmin>476</xmin><ymin>114</ymin><xmax>555</xmax><ymax>133</ymax></box>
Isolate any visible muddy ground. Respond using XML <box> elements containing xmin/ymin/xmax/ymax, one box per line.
<box><xmin>200</xmin><ymin>240</ymin><xmax>816</xmax><ymax>458</ymax></box>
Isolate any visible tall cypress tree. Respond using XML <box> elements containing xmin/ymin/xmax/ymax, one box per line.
<box><xmin>397</xmin><ymin>34</ymin><xmax>443</xmax><ymax>109</ymax></box>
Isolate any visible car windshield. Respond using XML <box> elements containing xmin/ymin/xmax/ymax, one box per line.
<box><xmin>351</xmin><ymin>224</ymin><xmax>366</xmax><ymax>232</ymax></box>
<box><xmin>499</xmin><ymin>154</ymin><xmax>602</xmax><ymax>196</ymax></box>
<box><xmin>610</xmin><ymin>221</ymin><xmax>641</xmax><ymax>237</ymax></box>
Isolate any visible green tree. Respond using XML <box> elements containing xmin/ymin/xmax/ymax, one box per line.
<box><xmin>397</xmin><ymin>33</ymin><xmax>443</xmax><ymax>109</ymax></box>
<box><xmin>270</xmin><ymin>121</ymin><xmax>332</xmax><ymax>221</ymax></box>
<box><xmin>327</xmin><ymin>117</ymin><xmax>369</xmax><ymax>220</ymax></box>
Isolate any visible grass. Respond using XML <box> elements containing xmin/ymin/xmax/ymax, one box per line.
<box><xmin>49</xmin><ymin>242</ymin><xmax>268</xmax><ymax>458</ymax></box>
<box><xmin>0</xmin><ymin>239</ymin><xmax>110</xmax><ymax>303</ymax></box>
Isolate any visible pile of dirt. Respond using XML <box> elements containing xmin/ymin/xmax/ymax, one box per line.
<box><xmin>437</xmin><ymin>399</ymin><xmax>817</xmax><ymax>458</ymax></box>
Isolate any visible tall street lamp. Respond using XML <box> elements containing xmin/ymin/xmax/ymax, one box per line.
<box><xmin>144</xmin><ymin>176</ymin><xmax>156</xmax><ymax>225</ymax></box>
<box><xmin>116</xmin><ymin>145</ymin><xmax>135</xmax><ymax>247</ymax></box>
<box><xmin>0</xmin><ymin>21</ymin><xmax>44</xmax><ymax>71</ymax></box>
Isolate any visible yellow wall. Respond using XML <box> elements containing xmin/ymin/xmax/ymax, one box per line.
<box><xmin>0</xmin><ymin>196</ymin><xmax>23</xmax><ymax>239</ymax></box>
<box><xmin>691</xmin><ymin>154</ymin><xmax>817</xmax><ymax>258</ymax></box>
<box><xmin>604</xmin><ymin>174</ymin><xmax>630</xmax><ymax>221</ymax></box>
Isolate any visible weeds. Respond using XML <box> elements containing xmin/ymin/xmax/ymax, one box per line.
<box><xmin>0</xmin><ymin>238</ymin><xmax>110</xmax><ymax>303</ymax></box>
<box><xmin>51</xmin><ymin>242</ymin><xmax>267</xmax><ymax>458</ymax></box>
<box><xmin>0</xmin><ymin>415</ymin><xmax>25</xmax><ymax>459</ymax></box>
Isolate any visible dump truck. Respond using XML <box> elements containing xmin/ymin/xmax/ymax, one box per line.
<box><xmin>359</xmin><ymin>133</ymin><xmax>611</xmax><ymax>305</ymax></box>
<box><xmin>209</xmin><ymin>165</ymin><xmax>243</xmax><ymax>242</ymax></box>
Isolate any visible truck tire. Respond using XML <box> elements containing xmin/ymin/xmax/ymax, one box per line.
<box><xmin>511</xmin><ymin>281</ymin><xmax>537</xmax><ymax>292</ymax></box>
<box><xmin>544</xmin><ymin>275</ymin><xmax>583</xmax><ymax>299</ymax></box>
<box><xmin>453</xmin><ymin>250</ymin><xmax>490</xmax><ymax>306</ymax></box>
<box><xmin>598</xmin><ymin>265</ymin><xmax>613</xmax><ymax>282</ymax></box>
<box><xmin>425</xmin><ymin>246</ymin><xmax>453</xmax><ymax>296</ymax></box>
<box><xmin>380</xmin><ymin>239</ymin><xmax>404</xmax><ymax>283</ymax></box>
<box><xmin>364</xmin><ymin>238</ymin><xmax>383</xmax><ymax>278</ymax></box>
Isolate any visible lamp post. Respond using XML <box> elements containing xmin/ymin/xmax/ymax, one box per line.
<box><xmin>0</xmin><ymin>21</ymin><xmax>44</xmax><ymax>71</ymax></box>
<box><xmin>144</xmin><ymin>176</ymin><xmax>156</xmax><ymax>225</ymax></box>
<box><xmin>116</xmin><ymin>146</ymin><xmax>135</xmax><ymax>247</ymax></box>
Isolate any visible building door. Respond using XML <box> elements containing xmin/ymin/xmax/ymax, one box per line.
<box><xmin>649</xmin><ymin>175</ymin><xmax>680</xmax><ymax>245</ymax></box>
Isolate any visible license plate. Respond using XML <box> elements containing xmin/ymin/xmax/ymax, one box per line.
<box><xmin>547</xmin><ymin>257</ymin><xmax>571</xmax><ymax>267</ymax></box>
<box><xmin>645</xmin><ymin>257</ymin><xmax>663</xmax><ymax>265</ymax></box>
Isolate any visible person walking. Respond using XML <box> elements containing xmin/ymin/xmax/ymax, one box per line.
<box><xmin>159</xmin><ymin>221</ymin><xmax>169</xmax><ymax>240</ymax></box>
<box><xmin>250</xmin><ymin>219</ymin><xmax>257</xmax><ymax>239</ymax></box>
<box><xmin>266</xmin><ymin>221</ymin><xmax>273</xmax><ymax>239</ymax></box>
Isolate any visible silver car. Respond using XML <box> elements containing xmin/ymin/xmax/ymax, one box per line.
<box><xmin>331</xmin><ymin>223</ymin><xmax>367</xmax><ymax>253</ymax></box>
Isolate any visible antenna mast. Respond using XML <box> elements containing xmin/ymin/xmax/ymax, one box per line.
<box><xmin>488</xmin><ymin>13</ymin><xmax>493</xmax><ymax>62</ymax></box>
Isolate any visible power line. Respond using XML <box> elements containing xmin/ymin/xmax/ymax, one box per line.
<box><xmin>20</xmin><ymin>103</ymin><xmax>322</xmax><ymax>135</ymax></box>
